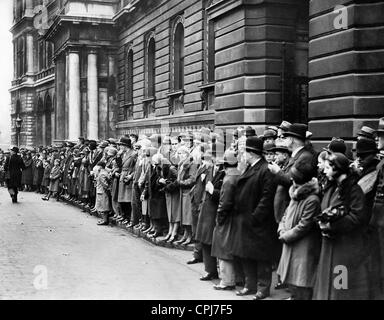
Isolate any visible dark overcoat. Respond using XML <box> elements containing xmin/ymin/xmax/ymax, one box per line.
<box><xmin>313</xmin><ymin>174</ymin><xmax>371</xmax><ymax>300</ymax></box>
<box><xmin>22</xmin><ymin>158</ymin><xmax>33</xmax><ymax>185</ymax></box>
<box><xmin>211</xmin><ymin>168</ymin><xmax>240</xmax><ymax>260</ymax></box>
<box><xmin>195</xmin><ymin>168</ymin><xmax>225</xmax><ymax>245</ymax></box>
<box><xmin>4</xmin><ymin>154</ymin><xmax>25</xmax><ymax>188</ymax></box>
<box><xmin>33</xmin><ymin>158</ymin><xmax>44</xmax><ymax>186</ymax></box>
<box><xmin>230</xmin><ymin>159</ymin><xmax>278</xmax><ymax>261</ymax></box>
<box><xmin>145</xmin><ymin>164</ymin><xmax>167</xmax><ymax>220</ymax></box>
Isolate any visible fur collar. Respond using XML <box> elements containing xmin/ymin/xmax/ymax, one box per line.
<box><xmin>289</xmin><ymin>178</ymin><xmax>320</xmax><ymax>201</ymax></box>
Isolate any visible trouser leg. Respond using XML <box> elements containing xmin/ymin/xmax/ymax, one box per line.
<box><xmin>239</xmin><ymin>258</ymin><xmax>258</xmax><ymax>291</ymax></box>
<box><xmin>201</xmin><ymin>243</ymin><xmax>217</xmax><ymax>275</ymax></box>
<box><xmin>219</xmin><ymin>259</ymin><xmax>236</xmax><ymax>287</ymax></box>
<box><xmin>256</xmin><ymin>260</ymin><xmax>272</xmax><ymax>296</ymax></box>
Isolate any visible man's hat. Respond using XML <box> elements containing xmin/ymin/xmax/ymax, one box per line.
<box><xmin>10</xmin><ymin>146</ymin><xmax>19</xmax><ymax>153</ymax></box>
<box><xmin>246</xmin><ymin>136</ymin><xmax>263</xmax><ymax>155</ymax></box>
<box><xmin>263</xmin><ymin>129</ymin><xmax>277</xmax><ymax>140</ymax></box>
<box><xmin>356</xmin><ymin>139</ymin><xmax>378</xmax><ymax>156</ymax></box>
<box><xmin>283</xmin><ymin>123</ymin><xmax>308</xmax><ymax>141</ymax></box>
<box><xmin>117</xmin><ymin>136</ymin><xmax>132</xmax><ymax>148</ymax></box>
<box><xmin>245</xmin><ymin>126</ymin><xmax>256</xmax><ymax>138</ymax></box>
<box><xmin>279</xmin><ymin>121</ymin><xmax>292</xmax><ymax>132</ymax></box>
<box><xmin>323</xmin><ymin>138</ymin><xmax>347</xmax><ymax>155</ymax></box>
<box><xmin>263</xmin><ymin>142</ymin><xmax>276</xmax><ymax>153</ymax></box>
<box><xmin>223</xmin><ymin>149</ymin><xmax>238</xmax><ymax>166</ymax></box>
<box><xmin>98</xmin><ymin>141</ymin><xmax>109</xmax><ymax>149</ymax></box>
<box><xmin>375</xmin><ymin>117</ymin><xmax>384</xmax><ymax>135</ymax></box>
<box><xmin>357</xmin><ymin>126</ymin><xmax>376</xmax><ymax>140</ymax></box>
<box><xmin>107</xmin><ymin>147</ymin><xmax>118</xmax><ymax>157</ymax></box>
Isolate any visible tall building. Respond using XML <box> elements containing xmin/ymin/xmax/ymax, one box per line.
<box><xmin>10</xmin><ymin>0</ymin><xmax>384</xmax><ymax>148</ymax></box>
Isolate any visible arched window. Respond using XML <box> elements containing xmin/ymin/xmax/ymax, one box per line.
<box><xmin>173</xmin><ymin>22</ymin><xmax>184</xmax><ymax>91</ymax></box>
<box><xmin>125</xmin><ymin>49</ymin><xmax>134</xmax><ymax>104</ymax></box>
<box><xmin>147</xmin><ymin>38</ymin><xmax>156</xmax><ymax>98</ymax></box>
<box><xmin>125</xmin><ymin>48</ymin><xmax>134</xmax><ymax>120</ymax></box>
<box><xmin>17</xmin><ymin>37</ymin><xmax>25</xmax><ymax>77</ymax></box>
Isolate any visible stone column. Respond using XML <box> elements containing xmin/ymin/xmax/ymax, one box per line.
<box><xmin>26</xmin><ymin>34</ymin><xmax>34</xmax><ymax>75</ymax></box>
<box><xmin>68</xmin><ymin>50</ymin><xmax>81</xmax><ymax>141</ymax></box>
<box><xmin>55</xmin><ymin>55</ymin><xmax>66</xmax><ymax>140</ymax></box>
<box><xmin>87</xmin><ymin>49</ymin><xmax>99</xmax><ymax>140</ymax></box>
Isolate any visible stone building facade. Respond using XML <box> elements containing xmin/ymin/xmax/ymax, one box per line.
<box><xmin>10</xmin><ymin>0</ymin><xmax>384</xmax><ymax>148</ymax></box>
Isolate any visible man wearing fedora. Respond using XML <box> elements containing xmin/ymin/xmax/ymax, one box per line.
<box><xmin>269</xmin><ymin>123</ymin><xmax>317</xmax><ymax>201</ymax></box>
<box><xmin>370</xmin><ymin>117</ymin><xmax>384</xmax><ymax>299</ymax></box>
<box><xmin>4</xmin><ymin>147</ymin><xmax>25</xmax><ymax>203</ymax></box>
<box><xmin>230</xmin><ymin>136</ymin><xmax>277</xmax><ymax>300</ymax></box>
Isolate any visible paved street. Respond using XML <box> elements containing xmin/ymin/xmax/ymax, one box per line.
<box><xmin>0</xmin><ymin>188</ymin><xmax>288</xmax><ymax>300</ymax></box>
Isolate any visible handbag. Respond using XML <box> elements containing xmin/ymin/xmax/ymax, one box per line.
<box><xmin>316</xmin><ymin>205</ymin><xmax>347</xmax><ymax>224</ymax></box>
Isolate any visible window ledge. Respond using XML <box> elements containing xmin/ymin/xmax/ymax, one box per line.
<box><xmin>199</xmin><ymin>83</ymin><xmax>215</xmax><ymax>90</ymax></box>
<box><xmin>167</xmin><ymin>89</ymin><xmax>185</xmax><ymax>97</ymax></box>
<box><xmin>142</xmin><ymin>97</ymin><xmax>156</xmax><ymax>103</ymax></box>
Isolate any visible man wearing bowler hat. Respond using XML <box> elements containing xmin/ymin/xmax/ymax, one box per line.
<box><xmin>230</xmin><ymin>136</ymin><xmax>277</xmax><ymax>300</ymax></box>
<box><xmin>4</xmin><ymin>147</ymin><xmax>25</xmax><ymax>203</ymax></box>
<box><xmin>370</xmin><ymin>117</ymin><xmax>384</xmax><ymax>299</ymax></box>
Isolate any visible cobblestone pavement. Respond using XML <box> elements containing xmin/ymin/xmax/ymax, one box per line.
<box><xmin>0</xmin><ymin>188</ymin><xmax>289</xmax><ymax>300</ymax></box>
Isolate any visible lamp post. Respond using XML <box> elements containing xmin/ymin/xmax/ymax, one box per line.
<box><xmin>15</xmin><ymin>116</ymin><xmax>23</xmax><ymax>148</ymax></box>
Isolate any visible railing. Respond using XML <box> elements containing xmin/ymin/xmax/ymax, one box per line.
<box><xmin>34</xmin><ymin>66</ymin><xmax>55</xmax><ymax>82</ymax></box>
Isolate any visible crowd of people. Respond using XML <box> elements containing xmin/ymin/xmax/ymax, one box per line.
<box><xmin>1</xmin><ymin>118</ymin><xmax>384</xmax><ymax>300</ymax></box>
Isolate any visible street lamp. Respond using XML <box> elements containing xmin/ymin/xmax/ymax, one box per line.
<box><xmin>15</xmin><ymin>115</ymin><xmax>23</xmax><ymax>147</ymax></box>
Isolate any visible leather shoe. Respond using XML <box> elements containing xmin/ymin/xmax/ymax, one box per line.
<box><xmin>236</xmin><ymin>288</ymin><xmax>257</xmax><ymax>296</ymax></box>
<box><xmin>252</xmin><ymin>291</ymin><xmax>269</xmax><ymax>300</ymax></box>
<box><xmin>275</xmin><ymin>282</ymin><xmax>288</xmax><ymax>290</ymax></box>
<box><xmin>187</xmin><ymin>258</ymin><xmax>202</xmax><ymax>265</ymax></box>
<box><xmin>200</xmin><ymin>273</ymin><xmax>219</xmax><ymax>281</ymax></box>
<box><xmin>213</xmin><ymin>284</ymin><xmax>235</xmax><ymax>291</ymax></box>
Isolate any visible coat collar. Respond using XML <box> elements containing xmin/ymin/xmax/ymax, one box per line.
<box><xmin>238</xmin><ymin>158</ymin><xmax>266</xmax><ymax>182</ymax></box>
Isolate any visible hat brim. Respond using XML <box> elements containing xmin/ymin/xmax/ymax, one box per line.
<box><xmin>375</xmin><ymin>129</ymin><xmax>384</xmax><ymax>135</ymax></box>
<box><xmin>283</xmin><ymin>132</ymin><xmax>306</xmax><ymax>140</ymax></box>
<box><xmin>245</xmin><ymin>147</ymin><xmax>263</xmax><ymax>154</ymax></box>
<box><xmin>271</xmin><ymin>147</ymin><xmax>291</xmax><ymax>153</ymax></box>
<box><xmin>356</xmin><ymin>149</ymin><xmax>379</xmax><ymax>155</ymax></box>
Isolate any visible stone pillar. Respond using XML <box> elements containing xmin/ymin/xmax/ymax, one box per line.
<box><xmin>309</xmin><ymin>1</ymin><xmax>384</xmax><ymax>147</ymax></box>
<box><xmin>55</xmin><ymin>55</ymin><xmax>66</xmax><ymax>140</ymax></box>
<box><xmin>26</xmin><ymin>34</ymin><xmax>34</xmax><ymax>75</ymax></box>
<box><xmin>68</xmin><ymin>50</ymin><xmax>81</xmax><ymax>141</ymax></box>
<box><xmin>87</xmin><ymin>49</ymin><xmax>99</xmax><ymax>140</ymax></box>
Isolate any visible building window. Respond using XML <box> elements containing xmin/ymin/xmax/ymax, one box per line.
<box><xmin>174</xmin><ymin>22</ymin><xmax>184</xmax><ymax>91</ymax></box>
<box><xmin>147</xmin><ymin>38</ymin><xmax>156</xmax><ymax>98</ymax></box>
<box><xmin>39</xmin><ymin>40</ymin><xmax>45</xmax><ymax>71</ymax></box>
<box><xmin>143</xmin><ymin>33</ymin><xmax>156</xmax><ymax>118</ymax></box>
<box><xmin>16</xmin><ymin>37</ymin><xmax>25</xmax><ymax>77</ymax></box>
<box><xmin>125</xmin><ymin>47</ymin><xmax>134</xmax><ymax>120</ymax></box>
<box><xmin>168</xmin><ymin>15</ymin><xmax>185</xmax><ymax>115</ymax></box>
<box><xmin>200</xmin><ymin>1</ymin><xmax>215</xmax><ymax>111</ymax></box>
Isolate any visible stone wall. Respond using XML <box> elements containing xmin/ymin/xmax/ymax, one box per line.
<box><xmin>308</xmin><ymin>0</ymin><xmax>384</xmax><ymax>148</ymax></box>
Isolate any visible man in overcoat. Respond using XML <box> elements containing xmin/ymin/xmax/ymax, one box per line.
<box><xmin>231</xmin><ymin>136</ymin><xmax>277</xmax><ymax>300</ymax></box>
<box><xmin>4</xmin><ymin>147</ymin><xmax>25</xmax><ymax>203</ymax></box>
